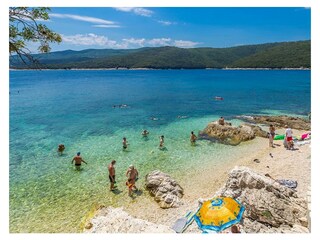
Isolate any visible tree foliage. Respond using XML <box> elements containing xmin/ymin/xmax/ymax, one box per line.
<box><xmin>9</xmin><ymin>7</ymin><xmax>62</xmax><ymax>66</ymax></box>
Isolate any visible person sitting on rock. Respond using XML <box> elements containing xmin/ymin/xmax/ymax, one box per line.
<box><xmin>218</xmin><ymin>117</ymin><xmax>225</xmax><ymax>125</ymax></box>
<box><xmin>57</xmin><ymin>144</ymin><xmax>65</xmax><ymax>155</ymax></box>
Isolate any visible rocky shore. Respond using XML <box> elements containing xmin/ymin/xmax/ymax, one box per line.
<box><xmin>82</xmin><ymin>115</ymin><xmax>311</xmax><ymax>234</ymax></box>
<box><xmin>238</xmin><ymin>115</ymin><xmax>311</xmax><ymax>131</ymax></box>
<box><xmin>199</xmin><ymin>120</ymin><xmax>268</xmax><ymax>145</ymax></box>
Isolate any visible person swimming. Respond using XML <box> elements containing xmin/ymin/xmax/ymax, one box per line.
<box><xmin>141</xmin><ymin>129</ymin><xmax>149</xmax><ymax>137</ymax></box>
<box><xmin>150</xmin><ymin>116</ymin><xmax>158</xmax><ymax>121</ymax></box>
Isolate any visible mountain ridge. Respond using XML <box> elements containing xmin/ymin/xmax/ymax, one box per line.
<box><xmin>10</xmin><ymin>40</ymin><xmax>311</xmax><ymax>69</ymax></box>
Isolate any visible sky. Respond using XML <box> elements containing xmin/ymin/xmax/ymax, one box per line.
<box><xmin>30</xmin><ymin>7</ymin><xmax>310</xmax><ymax>52</ymax></box>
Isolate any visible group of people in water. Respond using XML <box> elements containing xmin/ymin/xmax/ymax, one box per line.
<box><xmin>108</xmin><ymin>160</ymin><xmax>139</xmax><ymax>196</ymax></box>
<box><xmin>57</xmin><ymin>128</ymin><xmax>199</xmax><ymax>197</ymax></box>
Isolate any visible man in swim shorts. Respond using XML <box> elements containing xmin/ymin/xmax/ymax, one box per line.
<box><xmin>285</xmin><ymin>125</ymin><xmax>293</xmax><ymax>150</ymax></box>
<box><xmin>71</xmin><ymin>152</ymin><xmax>87</xmax><ymax>170</ymax></box>
<box><xmin>126</xmin><ymin>165</ymin><xmax>139</xmax><ymax>196</ymax></box>
<box><xmin>190</xmin><ymin>131</ymin><xmax>197</xmax><ymax>145</ymax></box>
<box><xmin>108</xmin><ymin>160</ymin><xmax>116</xmax><ymax>191</ymax></box>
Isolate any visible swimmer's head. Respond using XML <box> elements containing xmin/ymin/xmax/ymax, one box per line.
<box><xmin>77</xmin><ymin>152</ymin><xmax>80</xmax><ymax>156</ymax></box>
<box><xmin>191</xmin><ymin>131</ymin><xmax>194</xmax><ymax>134</ymax></box>
<box><xmin>111</xmin><ymin>160</ymin><xmax>116</xmax><ymax>165</ymax></box>
<box><xmin>129</xmin><ymin>164</ymin><xmax>134</xmax><ymax>169</ymax></box>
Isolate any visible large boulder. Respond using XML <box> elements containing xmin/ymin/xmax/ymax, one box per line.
<box><xmin>239</xmin><ymin>115</ymin><xmax>310</xmax><ymax>131</ymax></box>
<box><xmin>199</xmin><ymin>121</ymin><xmax>267</xmax><ymax>145</ymax></box>
<box><xmin>83</xmin><ymin>206</ymin><xmax>174</xmax><ymax>233</ymax></box>
<box><xmin>214</xmin><ymin>167</ymin><xmax>309</xmax><ymax>233</ymax></box>
<box><xmin>145</xmin><ymin>170</ymin><xmax>184</xmax><ymax>209</ymax></box>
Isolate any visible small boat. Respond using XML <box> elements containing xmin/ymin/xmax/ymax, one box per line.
<box><xmin>214</xmin><ymin>96</ymin><xmax>223</xmax><ymax>100</ymax></box>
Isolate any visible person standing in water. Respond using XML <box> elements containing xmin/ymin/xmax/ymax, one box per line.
<box><xmin>159</xmin><ymin>135</ymin><xmax>165</xmax><ymax>148</ymax></box>
<box><xmin>108</xmin><ymin>160</ymin><xmax>116</xmax><ymax>191</ymax></box>
<box><xmin>126</xmin><ymin>165</ymin><xmax>139</xmax><ymax>196</ymax></box>
<box><xmin>123</xmin><ymin>137</ymin><xmax>129</xmax><ymax>150</ymax></box>
<box><xmin>190</xmin><ymin>131</ymin><xmax>197</xmax><ymax>145</ymax></box>
<box><xmin>57</xmin><ymin>144</ymin><xmax>65</xmax><ymax>155</ymax></box>
<box><xmin>141</xmin><ymin>129</ymin><xmax>149</xmax><ymax>137</ymax></box>
<box><xmin>71</xmin><ymin>152</ymin><xmax>87</xmax><ymax>170</ymax></box>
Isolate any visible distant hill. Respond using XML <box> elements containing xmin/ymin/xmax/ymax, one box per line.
<box><xmin>10</xmin><ymin>40</ymin><xmax>311</xmax><ymax>69</ymax></box>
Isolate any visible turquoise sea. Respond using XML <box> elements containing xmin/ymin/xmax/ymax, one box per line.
<box><xmin>9</xmin><ymin>69</ymin><xmax>310</xmax><ymax>232</ymax></box>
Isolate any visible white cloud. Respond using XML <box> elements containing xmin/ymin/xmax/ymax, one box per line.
<box><xmin>61</xmin><ymin>33</ymin><xmax>126</xmax><ymax>48</ymax></box>
<box><xmin>114</xmin><ymin>7</ymin><xmax>153</xmax><ymax>17</ymax></box>
<box><xmin>174</xmin><ymin>40</ymin><xmax>200</xmax><ymax>48</ymax></box>
<box><xmin>157</xmin><ymin>20</ymin><xmax>176</xmax><ymax>26</ymax></box>
<box><xmin>61</xmin><ymin>34</ymin><xmax>200</xmax><ymax>49</ymax></box>
<box><xmin>147</xmin><ymin>38</ymin><xmax>172</xmax><ymax>46</ymax></box>
<box><xmin>123</xmin><ymin>38</ymin><xmax>146</xmax><ymax>47</ymax></box>
<box><xmin>92</xmin><ymin>24</ymin><xmax>121</xmax><ymax>28</ymax></box>
<box><xmin>50</xmin><ymin>13</ymin><xmax>117</xmax><ymax>25</ymax></box>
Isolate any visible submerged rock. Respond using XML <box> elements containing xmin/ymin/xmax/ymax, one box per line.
<box><xmin>145</xmin><ymin>170</ymin><xmax>184</xmax><ymax>209</ymax></box>
<box><xmin>214</xmin><ymin>166</ymin><xmax>309</xmax><ymax>233</ymax></box>
<box><xmin>239</xmin><ymin>115</ymin><xmax>310</xmax><ymax>131</ymax></box>
<box><xmin>199</xmin><ymin>121</ymin><xmax>267</xmax><ymax>145</ymax></box>
<box><xmin>83</xmin><ymin>206</ymin><xmax>174</xmax><ymax>233</ymax></box>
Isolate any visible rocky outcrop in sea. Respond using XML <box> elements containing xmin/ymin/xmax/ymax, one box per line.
<box><xmin>199</xmin><ymin>121</ymin><xmax>268</xmax><ymax>145</ymax></box>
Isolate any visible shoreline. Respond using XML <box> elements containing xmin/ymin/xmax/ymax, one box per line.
<box><xmin>114</xmin><ymin>127</ymin><xmax>311</xmax><ymax>232</ymax></box>
<box><xmin>9</xmin><ymin>67</ymin><xmax>311</xmax><ymax>71</ymax></box>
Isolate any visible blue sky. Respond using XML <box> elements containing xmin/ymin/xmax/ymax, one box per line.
<box><xmin>37</xmin><ymin>7</ymin><xmax>310</xmax><ymax>52</ymax></box>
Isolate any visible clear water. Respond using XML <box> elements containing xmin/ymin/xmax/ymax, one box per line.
<box><xmin>9</xmin><ymin>69</ymin><xmax>310</xmax><ymax>232</ymax></box>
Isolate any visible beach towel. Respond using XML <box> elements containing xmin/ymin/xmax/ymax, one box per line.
<box><xmin>276</xmin><ymin>179</ymin><xmax>298</xmax><ymax>189</ymax></box>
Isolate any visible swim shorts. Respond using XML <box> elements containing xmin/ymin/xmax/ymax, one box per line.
<box><xmin>286</xmin><ymin>136</ymin><xmax>293</xmax><ymax>142</ymax></box>
<box><xmin>109</xmin><ymin>175</ymin><xmax>115</xmax><ymax>183</ymax></box>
